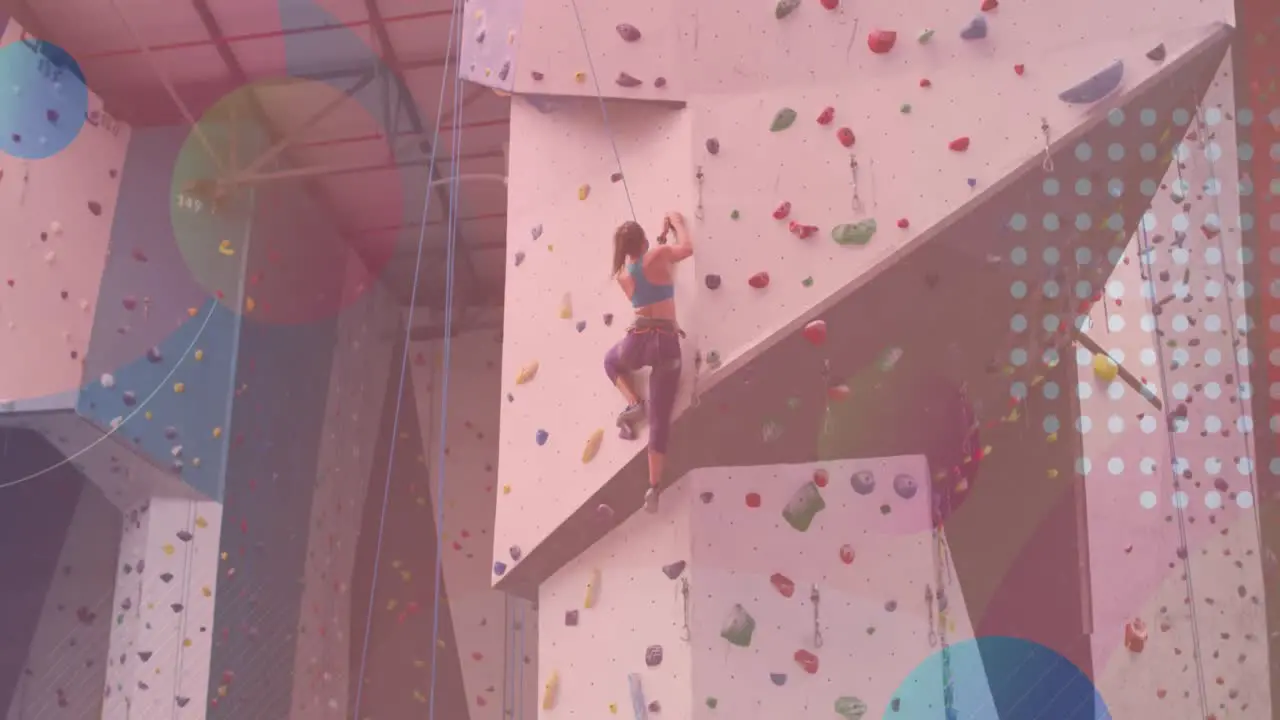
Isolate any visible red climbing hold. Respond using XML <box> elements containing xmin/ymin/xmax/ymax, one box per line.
<box><xmin>820</xmin><ymin>0</ymin><xmax>839</xmax><ymax>9</ymax></box>
<box><xmin>837</xmin><ymin>127</ymin><xmax>855</xmax><ymax>147</ymax></box>
<box><xmin>1014</xmin><ymin>64</ymin><xmax>1025</xmax><ymax>75</ymax></box>
<box><xmin>839</xmin><ymin>544</ymin><xmax>855</xmax><ymax>564</ymax></box>
<box><xmin>813</xmin><ymin>469</ymin><xmax>829</xmax><ymax>487</ymax></box>
<box><xmin>897</xmin><ymin>218</ymin><xmax>910</xmax><ymax>229</ymax></box>
<box><xmin>773</xmin><ymin>202</ymin><xmax>792</xmax><ymax>220</ymax></box>
<box><xmin>802</xmin><ymin>320</ymin><xmax>827</xmax><ymax>345</ymax></box>
<box><xmin>745</xmin><ymin>492</ymin><xmax>762</xmax><ymax>508</ymax></box>
<box><xmin>770</xmin><ymin>572</ymin><xmax>796</xmax><ymax>597</ymax></box>
<box><xmin>827</xmin><ymin>384</ymin><xmax>850</xmax><ymax>401</ymax></box>
<box><xmin>748</xmin><ymin>272</ymin><xmax>771</xmax><ymax>289</ymax></box>
<box><xmin>789</xmin><ymin>221</ymin><xmax>818</xmax><ymax>239</ymax></box>
<box><xmin>919</xmin><ymin>78</ymin><xmax>932</xmax><ymax>88</ymax></box>
<box><xmin>867</xmin><ymin>30</ymin><xmax>897</xmax><ymax>54</ymax></box>
<box><xmin>794</xmin><ymin>649</ymin><xmax>820</xmax><ymax>674</ymax></box>
<box><xmin>981</xmin><ymin>0</ymin><xmax>999</xmax><ymax>10</ymax></box>
<box><xmin>949</xmin><ymin>137</ymin><xmax>971</xmax><ymax>152</ymax></box>
<box><xmin>817</xmin><ymin>106</ymin><xmax>835</xmax><ymax>125</ymax></box>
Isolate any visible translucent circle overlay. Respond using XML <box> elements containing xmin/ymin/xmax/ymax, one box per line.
<box><xmin>0</xmin><ymin>41</ymin><xmax>89</xmax><ymax>159</ymax></box>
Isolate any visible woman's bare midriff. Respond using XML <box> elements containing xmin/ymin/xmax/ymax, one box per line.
<box><xmin>634</xmin><ymin>298</ymin><xmax>677</xmax><ymax>320</ymax></box>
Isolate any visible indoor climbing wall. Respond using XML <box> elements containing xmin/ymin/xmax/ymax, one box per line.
<box><xmin>493</xmin><ymin>0</ymin><xmax>1239</xmax><ymax>586</ymax></box>
<box><xmin>687</xmin><ymin>458</ymin><xmax>994</xmax><ymax>719</ymax></box>
<box><xmin>497</xmin><ymin>96</ymin><xmax>697</xmax><ymax>575</ymax></box>
<box><xmin>1081</xmin><ymin>55</ymin><xmax>1269</xmax><ymax>718</ymax></box>
<box><xmin>287</xmin><ymin>271</ymin><xmax>399</xmax><ymax>719</ymax></box>
<box><xmin>0</xmin><ymin>45</ymin><xmax>128</xmax><ymax>415</ymax></box>
<box><xmin>410</xmin><ymin>329</ymin><xmax>541</xmax><ymax>720</ymax></box>
<box><xmin>101</xmin><ymin>497</ymin><xmax>223</xmax><ymax>719</ymax></box>
<box><xmin>537</xmin><ymin>480</ymin><xmax>695</xmax><ymax>719</ymax></box>
<box><xmin>3</xmin><ymin>482</ymin><xmax>119</xmax><ymax>720</ymax></box>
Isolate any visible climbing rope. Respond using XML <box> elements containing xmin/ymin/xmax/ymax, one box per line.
<box><xmin>349</xmin><ymin>0</ymin><xmax>463</xmax><ymax>716</ymax></box>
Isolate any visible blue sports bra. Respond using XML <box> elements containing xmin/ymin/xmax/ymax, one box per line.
<box><xmin>627</xmin><ymin>253</ymin><xmax>675</xmax><ymax>308</ymax></box>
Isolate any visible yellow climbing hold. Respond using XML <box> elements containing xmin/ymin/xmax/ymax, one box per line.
<box><xmin>245</xmin><ymin>297</ymin><xmax>256</xmax><ymax>313</ymax></box>
<box><xmin>201</xmin><ymin>586</ymin><xmax>212</xmax><ymax>597</ymax></box>
<box><xmin>195</xmin><ymin>516</ymin><xmax>208</xmax><ymax>528</ymax></box>
<box><xmin>188</xmin><ymin>307</ymin><xmax>198</xmax><ymax>317</ymax></box>
<box><xmin>574</xmin><ymin>71</ymin><xmax>587</xmax><ymax>83</ymax></box>
<box><xmin>503</xmin><ymin>484</ymin><xmax>512</xmax><ymax>495</ymax></box>
<box><xmin>1092</xmin><ymin>353</ymin><xmax>1118</xmax><ymax>382</ymax></box>
<box><xmin>559</xmin><ymin>293</ymin><xmax>573</xmax><ymax>319</ymax></box>
<box><xmin>221</xmin><ymin>551</ymin><xmax>228</xmax><ymax>560</ymax></box>
<box><xmin>173</xmin><ymin>382</ymin><xmax>185</xmax><ymax>394</ymax></box>
<box><xmin>217</xmin><ymin>240</ymin><xmax>235</xmax><ymax>256</ymax></box>
<box><xmin>516</xmin><ymin>362</ymin><xmax>539</xmax><ymax>385</ymax></box>
<box><xmin>1047</xmin><ymin>468</ymin><xmax>1059</xmax><ymax>478</ymax></box>
<box><xmin>584</xmin><ymin>568</ymin><xmax>601</xmax><ymax>608</ymax></box>
<box><xmin>543</xmin><ymin>671</ymin><xmax>559</xmax><ymax>710</ymax></box>
<box><xmin>1046</xmin><ymin>432</ymin><xmax>1058</xmax><ymax>443</ymax></box>
<box><xmin>162</xmin><ymin>543</ymin><xmax>175</xmax><ymax>556</ymax></box>
<box><xmin>578</xmin><ymin>184</ymin><xmax>590</xmax><ymax>200</ymax></box>
<box><xmin>212</xmin><ymin>427</ymin><xmax>222</xmax><ymax>438</ymax></box>
<box><xmin>144</xmin><ymin>411</ymin><xmax>153</xmax><ymax>420</ymax></box>
<box><xmin>582</xmin><ymin>429</ymin><xmax>604</xmax><ymax>463</ymax></box>
<box><xmin>609</xmin><ymin>703</ymin><xmax>618</xmax><ymax>714</ymax></box>
<box><xmin>194</xmin><ymin>349</ymin><xmax>204</xmax><ymax>361</ymax></box>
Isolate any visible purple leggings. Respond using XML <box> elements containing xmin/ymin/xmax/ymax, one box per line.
<box><xmin>604</xmin><ymin>325</ymin><xmax>682</xmax><ymax>453</ymax></box>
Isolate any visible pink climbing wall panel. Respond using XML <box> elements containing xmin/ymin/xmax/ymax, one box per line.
<box><xmin>4</xmin><ymin>484</ymin><xmax>119</xmax><ymax>720</ymax></box>
<box><xmin>687</xmin><ymin>458</ymin><xmax>991</xmax><ymax>718</ymax></box>
<box><xmin>1080</xmin><ymin>55</ymin><xmax>1269</xmax><ymax>717</ymax></box>
<box><xmin>0</xmin><ymin>64</ymin><xmax>128</xmax><ymax>412</ymax></box>
<box><xmin>537</xmin><ymin>480</ymin><xmax>695</xmax><ymax>719</ymax></box>
<box><xmin>496</xmin><ymin>96</ymin><xmax>697</xmax><ymax>579</ymax></box>
<box><xmin>410</xmin><ymin>330</ymin><xmax>540</xmax><ymax>720</ymax></box>
<box><xmin>287</xmin><ymin>270</ymin><xmax>399</xmax><ymax>718</ymax></box>
<box><xmin>101</xmin><ymin>498</ymin><xmax>223</xmax><ymax>719</ymax></box>
<box><xmin>510</xmin><ymin>0</ymin><xmax>684</xmax><ymax>101</ymax></box>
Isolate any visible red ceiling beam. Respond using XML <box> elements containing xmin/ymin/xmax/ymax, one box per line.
<box><xmin>79</xmin><ymin>8</ymin><xmax>454</xmax><ymax>60</ymax></box>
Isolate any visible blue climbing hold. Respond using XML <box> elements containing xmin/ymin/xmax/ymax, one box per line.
<box><xmin>960</xmin><ymin>16</ymin><xmax>988</xmax><ymax>40</ymax></box>
<box><xmin>493</xmin><ymin>561</ymin><xmax>508</xmax><ymax>576</ymax></box>
<box><xmin>1058</xmin><ymin>60</ymin><xmax>1125</xmax><ymax>104</ymax></box>
<box><xmin>536</xmin><ymin>429</ymin><xmax>549</xmax><ymax>445</ymax></box>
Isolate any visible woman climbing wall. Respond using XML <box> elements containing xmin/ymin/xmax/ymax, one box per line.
<box><xmin>603</xmin><ymin>211</ymin><xmax>694</xmax><ymax>513</ymax></box>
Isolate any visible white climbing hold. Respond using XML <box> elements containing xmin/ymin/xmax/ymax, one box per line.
<box><xmin>49</xmin><ymin>221</ymin><xmax>62</xmax><ymax>235</ymax></box>
<box><xmin>101</xmin><ymin>373</ymin><xmax>115</xmax><ymax>388</ymax></box>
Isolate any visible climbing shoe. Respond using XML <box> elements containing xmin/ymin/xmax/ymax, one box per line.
<box><xmin>644</xmin><ymin>487</ymin><xmax>660</xmax><ymax>513</ymax></box>
<box><xmin>617</xmin><ymin>401</ymin><xmax>646</xmax><ymax>427</ymax></box>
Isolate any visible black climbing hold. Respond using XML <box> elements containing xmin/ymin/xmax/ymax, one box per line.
<box><xmin>603</xmin><ymin>313</ymin><xmax>614</xmax><ymax>326</ymax></box>
<box><xmin>775</xmin><ymin>0</ymin><xmax>801</xmax><ymax>20</ymax></box>
<box><xmin>46</xmin><ymin>109</ymin><xmax>59</xmax><ymax>125</ymax></box>
<box><xmin>123</xmin><ymin>563</ymin><xmax>133</xmax><ymax>575</ymax></box>
<box><xmin>531</xmin><ymin>71</ymin><xmax>544</xmax><ymax>81</ymax></box>
<box><xmin>705</xmin><ymin>274</ymin><xmax>721</xmax><ymax>290</ymax></box>
<box><xmin>850</xmin><ymin>470</ymin><xmax>876</xmax><ymax>495</ymax></box>
<box><xmin>498</xmin><ymin>61</ymin><xmax>511</xmax><ymax>81</ymax></box>
<box><xmin>565</xmin><ymin>609</ymin><xmax>579</xmax><ymax>626</ymax></box>
<box><xmin>654</xmin><ymin>77</ymin><xmax>667</xmax><ymax>88</ymax></box>
<box><xmin>164</xmin><ymin>427</ymin><xmax>178</xmax><ymax>439</ymax></box>
<box><xmin>610</xmin><ymin>172</ymin><xmax>623</xmax><ymax>183</ymax></box>
<box><xmin>60</xmin><ymin>290</ymin><xmax>68</xmax><ymax>299</ymax></box>
<box><xmin>617</xmin><ymin>23</ymin><xmax>642</xmax><ymax>42</ymax></box>
<box><xmin>770</xmin><ymin>672</ymin><xmax>787</xmax><ymax>685</ymax></box>
<box><xmin>662</xmin><ymin>561</ymin><xmax>687</xmax><ymax>579</ymax></box>
<box><xmin>514</xmin><ymin>251</ymin><xmax>526</xmax><ymax>267</ymax></box>
<box><xmin>175</xmin><ymin>697</ymin><xmax>190</xmax><ymax>708</ymax></box>
<box><xmin>510</xmin><ymin>545</ymin><xmax>522</xmax><ymax>561</ymax></box>
<box><xmin>699</xmin><ymin>491</ymin><xmax>714</xmax><ymax>503</ymax></box>
<box><xmin>884</xmin><ymin>599</ymin><xmax>897</xmax><ymax>612</ymax></box>
<box><xmin>1146</xmin><ymin>43</ymin><xmax>1166</xmax><ymax>62</ymax></box>
<box><xmin>892</xmin><ymin>474</ymin><xmax>918</xmax><ymax>500</ymax></box>
<box><xmin>122</xmin><ymin>391</ymin><xmax>137</xmax><ymax>407</ymax></box>
<box><xmin>87</xmin><ymin>201</ymin><xmax>102</xmax><ymax>216</ymax></box>
<box><xmin>170</xmin><ymin>603</ymin><xmax>184</xmax><ymax>613</ymax></box>
<box><xmin>645</xmin><ymin>645</ymin><xmax>663</xmax><ymax>666</ymax></box>
<box><xmin>159</xmin><ymin>573</ymin><xmax>174</xmax><ymax>583</ymax></box>
<box><xmin>648</xmin><ymin>701</ymin><xmax>661</xmax><ymax>712</ymax></box>
<box><xmin>890</xmin><ymin>697</ymin><xmax>901</xmax><ymax>711</ymax></box>
<box><xmin>146</xmin><ymin>347</ymin><xmax>163</xmax><ymax>363</ymax></box>
<box><xmin>138</xmin><ymin>651</ymin><xmax>153</xmax><ymax>662</ymax></box>
<box><xmin>506</xmin><ymin>393</ymin><xmax>514</xmax><ymax>402</ymax></box>
<box><xmin>617</xmin><ymin>72</ymin><xmax>643</xmax><ymax>88</ymax></box>
<box><xmin>705</xmin><ymin>138</ymin><xmax>720</xmax><ymax>155</ymax></box>
<box><xmin>176</xmin><ymin>530</ymin><xmax>193</xmax><ymax>542</ymax></box>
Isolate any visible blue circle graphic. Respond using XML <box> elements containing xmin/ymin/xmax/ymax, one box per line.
<box><xmin>886</xmin><ymin>636</ymin><xmax>1110</xmax><ymax>719</ymax></box>
<box><xmin>0</xmin><ymin>40</ymin><xmax>88</xmax><ymax>159</ymax></box>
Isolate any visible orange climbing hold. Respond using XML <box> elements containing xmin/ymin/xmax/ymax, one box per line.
<box><xmin>949</xmin><ymin>137</ymin><xmax>971</xmax><ymax>151</ymax></box>
<box><xmin>1124</xmin><ymin>618</ymin><xmax>1147</xmax><ymax>653</ymax></box>
<box><xmin>867</xmin><ymin>30</ymin><xmax>897</xmax><ymax>54</ymax></box>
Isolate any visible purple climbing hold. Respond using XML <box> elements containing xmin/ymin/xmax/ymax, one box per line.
<box><xmin>700</xmin><ymin>491</ymin><xmax>714</xmax><ymax>503</ymax></box>
<box><xmin>536</xmin><ymin>429</ymin><xmax>549</xmax><ymax>445</ymax></box>
<box><xmin>531</xmin><ymin>224</ymin><xmax>543</xmax><ymax>241</ymax></box>
<box><xmin>1058</xmin><ymin>60</ymin><xmax>1124</xmax><ymax>104</ymax></box>
<box><xmin>514</xmin><ymin>251</ymin><xmax>526</xmax><ymax>267</ymax></box>
<box><xmin>597</xmin><ymin>503</ymin><xmax>616</xmax><ymax>520</ymax></box>
<box><xmin>967</xmin><ymin>178</ymin><xmax>978</xmax><ymax>188</ymax></box>
<box><xmin>122</xmin><ymin>391</ymin><xmax>137</xmax><ymax>407</ymax></box>
<box><xmin>617</xmin><ymin>72</ymin><xmax>643</xmax><ymax>88</ymax></box>
<box><xmin>662</xmin><ymin>561</ymin><xmax>687</xmax><ymax>579</ymax></box>
<box><xmin>1146</xmin><ymin>43</ymin><xmax>1166</xmax><ymax>62</ymax></box>
<box><xmin>648</xmin><ymin>701</ymin><xmax>661</xmax><ymax>712</ymax></box>
<box><xmin>892</xmin><ymin>473</ymin><xmax>918</xmax><ymax>499</ymax></box>
<box><xmin>509</xmin><ymin>545</ymin><xmax>522</xmax><ymax>561</ymax></box>
<box><xmin>705</xmin><ymin>274</ymin><xmax>722</xmax><ymax>290</ymax></box>
<box><xmin>654</xmin><ymin>77</ymin><xmax>667</xmax><ymax>88</ymax></box>
<box><xmin>565</xmin><ymin>609</ymin><xmax>579</xmax><ymax>626</ymax></box>
<box><xmin>531</xmin><ymin>71</ymin><xmax>545</xmax><ymax>81</ymax></box>
<box><xmin>122</xmin><ymin>296</ymin><xmax>138</xmax><ymax>311</ymax></box>
<box><xmin>146</xmin><ymin>347</ymin><xmax>163</xmax><ymax>363</ymax></box>
<box><xmin>645</xmin><ymin>645</ymin><xmax>663</xmax><ymax>667</ymax></box>
<box><xmin>611</xmin><ymin>172</ymin><xmax>624</xmax><ymax>183</ymax></box>
<box><xmin>617</xmin><ymin>23</ymin><xmax>642</xmax><ymax>42</ymax></box>
<box><xmin>46</xmin><ymin>109</ymin><xmax>59</xmax><ymax>125</ymax></box>
<box><xmin>705</xmin><ymin>138</ymin><xmax>720</xmax><ymax>155</ymax></box>
<box><xmin>603</xmin><ymin>313</ymin><xmax>614</xmax><ymax>326</ymax></box>
<box><xmin>494</xmin><ymin>561</ymin><xmax>508</xmax><ymax>576</ymax></box>
<box><xmin>499</xmin><ymin>61</ymin><xmax>511</xmax><ymax>81</ymax></box>
<box><xmin>575</xmin><ymin>321</ymin><xmax>587</xmax><ymax>333</ymax></box>
<box><xmin>87</xmin><ymin>201</ymin><xmax>102</xmax><ymax>216</ymax></box>
<box><xmin>960</xmin><ymin>16</ymin><xmax>988</xmax><ymax>40</ymax></box>
<box><xmin>850</xmin><ymin>470</ymin><xmax>876</xmax><ymax>495</ymax></box>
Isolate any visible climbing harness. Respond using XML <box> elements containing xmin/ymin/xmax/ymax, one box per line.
<box><xmin>679</xmin><ymin>577</ymin><xmax>692</xmax><ymax>641</ymax></box>
<box><xmin>810</xmin><ymin>585</ymin><xmax>824</xmax><ymax>648</ymax></box>
<box><xmin>1039</xmin><ymin>117</ymin><xmax>1055</xmax><ymax>172</ymax></box>
<box><xmin>694</xmin><ymin>166</ymin><xmax>706</xmax><ymax>220</ymax></box>
<box><xmin>848</xmin><ymin>154</ymin><xmax>863</xmax><ymax>211</ymax></box>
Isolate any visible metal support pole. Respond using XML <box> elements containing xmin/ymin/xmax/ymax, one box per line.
<box><xmin>234</xmin><ymin>71</ymin><xmax>376</xmax><ymax>179</ymax></box>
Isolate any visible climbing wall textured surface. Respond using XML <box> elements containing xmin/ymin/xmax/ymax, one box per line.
<box><xmin>411</xmin><ymin>330</ymin><xmax>540</xmax><ymax>720</ymax></box>
<box><xmin>0</xmin><ymin>77</ymin><xmax>127</xmax><ymax>414</ymax></box>
<box><xmin>101</xmin><ymin>498</ymin><xmax>223</xmax><ymax>719</ymax></box>
<box><xmin>492</xmin><ymin>0</ymin><xmax>1240</xmax><ymax>597</ymax></box>
<box><xmin>497</xmin><ymin>97</ymin><xmax>696</xmax><ymax>576</ymax></box>
<box><xmin>1081</xmin><ymin>55</ymin><xmax>1269</xmax><ymax>718</ymax></box>
<box><xmin>3</xmin><ymin>481</ymin><xmax>119</xmax><ymax>720</ymax></box>
<box><xmin>286</xmin><ymin>269</ymin><xmax>399</xmax><ymax>719</ymax></box>
<box><xmin>538</xmin><ymin>480</ymin><xmax>695</xmax><ymax>719</ymax></box>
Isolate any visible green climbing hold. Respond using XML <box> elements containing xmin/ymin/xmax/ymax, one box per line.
<box><xmin>706</xmin><ymin>697</ymin><xmax>719</xmax><ymax>709</ymax></box>
<box><xmin>720</xmin><ymin>604</ymin><xmax>756</xmax><ymax>647</ymax></box>
<box><xmin>770</xmin><ymin>107</ymin><xmax>798</xmax><ymax>132</ymax></box>
<box><xmin>917</xmin><ymin>29</ymin><xmax>935</xmax><ymax>43</ymax></box>
<box><xmin>775</xmin><ymin>0</ymin><xmax>801</xmax><ymax>19</ymax></box>
<box><xmin>900</xmin><ymin>103</ymin><xmax>912</xmax><ymax>113</ymax></box>
<box><xmin>801</xmin><ymin>277</ymin><xmax>814</xmax><ymax>287</ymax></box>
<box><xmin>834</xmin><ymin>696</ymin><xmax>868</xmax><ymax>720</ymax></box>
<box><xmin>832</xmin><ymin>219</ymin><xmax>877</xmax><ymax>246</ymax></box>
<box><xmin>782</xmin><ymin>481</ymin><xmax>826</xmax><ymax>531</ymax></box>
<box><xmin>730</xmin><ymin>209</ymin><xmax>740</xmax><ymax>219</ymax></box>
